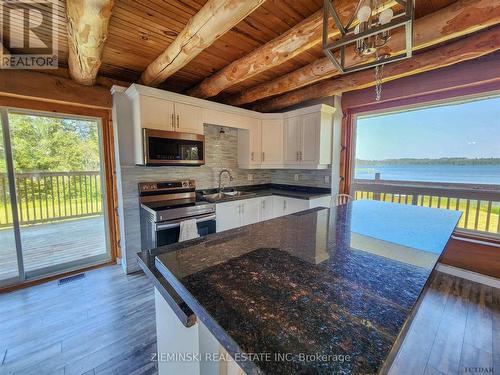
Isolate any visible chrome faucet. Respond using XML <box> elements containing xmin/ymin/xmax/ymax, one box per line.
<box><xmin>218</xmin><ymin>169</ymin><xmax>234</xmax><ymax>192</ymax></box>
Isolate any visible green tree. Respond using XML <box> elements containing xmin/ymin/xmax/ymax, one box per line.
<box><xmin>7</xmin><ymin>114</ymin><xmax>100</xmax><ymax>172</ymax></box>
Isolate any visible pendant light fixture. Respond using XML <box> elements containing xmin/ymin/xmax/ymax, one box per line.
<box><xmin>323</xmin><ymin>0</ymin><xmax>414</xmax><ymax>100</ymax></box>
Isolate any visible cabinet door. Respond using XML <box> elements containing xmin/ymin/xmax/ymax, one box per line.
<box><xmin>241</xmin><ymin>198</ymin><xmax>261</xmax><ymax>226</ymax></box>
<box><xmin>272</xmin><ymin>196</ymin><xmax>286</xmax><ymax>218</ymax></box>
<box><xmin>261</xmin><ymin>119</ymin><xmax>283</xmax><ymax>165</ymax></box>
<box><xmin>249</xmin><ymin>121</ymin><xmax>261</xmax><ymax>164</ymax></box>
<box><xmin>174</xmin><ymin>102</ymin><xmax>204</xmax><ymax>134</ymax></box>
<box><xmin>284</xmin><ymin>197</ymin><xmax>309</xmax><ymax>215</ymax></box>
<box><xmin>216</xmin><ymin>201</ymin><xmax>242</xmax><ymax>232</ymax></box>
<box><xmin>260</xmin><ymin>196</ymin><xmax>274</xmax><ymax>221</ymax></box>
<box><xmin>283</xmin><ymin>116</ymin><xmax>301</xmax><ymax>164</ymax></box>
<box><xmin>300</xmin><ymin>112</ymin><xmax>320</xmax><ymax>164</ymax></box>
<box><xmin>140</xmin><ymin>96</ymin><xmax>175</xmax><ymax>131</ymax></box>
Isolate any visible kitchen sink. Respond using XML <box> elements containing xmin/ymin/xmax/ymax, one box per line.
<box><xmin>202</xmin><ymin>191</ymin><xmax>256</xmax><ymax>202</ymax></box>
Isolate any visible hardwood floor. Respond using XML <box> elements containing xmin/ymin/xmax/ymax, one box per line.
<box><xmin>0</xmin><ymin>265</ymin><xmax>497</xmax><ymax>375</ymax></box>
<box><xmin>390</xmin><ymin>271</ymin><xmax>499</xmax><ymax>375</ymax></box>
<box><xmin>0</xmin><ymin>265</ymin><xmax>157</xmax><ymax>375</ymax></box>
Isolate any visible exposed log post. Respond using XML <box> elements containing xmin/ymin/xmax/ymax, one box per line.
<box><xmin>187</xmin><ymin>0</ymin><xmax>396</xmax><ymax>98</ymax></box>
<box><xmin>228</xmin><ymin>0</ymin><xmax>500</xmax><ymax>106</ymax></box>
<box><xmin>253</xmin><ymin>27</ymin><xmax>500</xmax><ymax>112</ymax></box>
<box><xmin>66</xmin><ymin>0</ymin><xmax>115</xmax><ymax>86</ymax></box>
<box><xmin>139</xmin><ymin>0</ymin><xmax>266</xmax><ymax>87</ymax></box>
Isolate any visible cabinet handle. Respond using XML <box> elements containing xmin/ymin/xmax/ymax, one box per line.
<box><xmin>283</xmin><ymin>200</ymin><xmax>286</xmax><ymax>210</ymax></box>
<box><xmin>262</xmin><ymin>200</ymin><xmax>265</xmax><ymax>210</ymax></box>
<box><xmin>299</xmin><ymin>151</ymin><xmax>302</xmax><ymax>161</ymax></box>
<box><xmin>251</xmin><ymin>152</ymin><xmax>254</xmax><ymax>161</ymax></box>
<box><xmin>262</xmin><ymin>152</ymin><xmax>265</xmax><ymax>162</ymax></box>
<box><xmin>176</xmin><ymin>114</ymin><xmax>180</xmax><ymax>128</ymax></box>
<box><xmin>171</xmin><ymin>114</ymin><xmax>175</xmax><ymax>129</ymax></box>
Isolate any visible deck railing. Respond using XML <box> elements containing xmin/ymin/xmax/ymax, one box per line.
<box><xmin>0</xmin><ymin>171</ymin><xmax>102</xmax><ymax>227</ymax></box>
<box><xmin>352</xmin><ymin>178</ymin><xmax>500</xmax><ymax>237</ymax></box>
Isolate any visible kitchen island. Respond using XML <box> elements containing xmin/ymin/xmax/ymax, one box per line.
<box><xmin>139</xmin><ymin>200</ymin><xmax>461</xmax><ymax>375</ymax></box>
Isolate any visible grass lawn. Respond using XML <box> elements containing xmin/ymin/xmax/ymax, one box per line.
<box><xmin>0</xmin><ymin>199</ymin><xmax>103</xmax><ymax>227</ymax></box>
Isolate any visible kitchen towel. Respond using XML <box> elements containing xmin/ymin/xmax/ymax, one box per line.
<box><xmin>179</xmin><ymin>219</ymin><xmax>200</xmax><ymax>242</ymax></box>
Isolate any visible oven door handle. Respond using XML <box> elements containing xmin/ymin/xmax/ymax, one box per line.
<box><xmin>155</xmin><ymin>214</ymin><xmax>216</xmax><ymax>231</ymax></box>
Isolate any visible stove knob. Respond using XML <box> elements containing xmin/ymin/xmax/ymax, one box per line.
<box><xmin>143</xmin><ymin>185</ymin><xmax>149</xmax><ymax>191</ymax></box>
<box><xmin>182</xmin><ymin>181</ymin><xmax>188</xmax><ymax>187</ymax></box>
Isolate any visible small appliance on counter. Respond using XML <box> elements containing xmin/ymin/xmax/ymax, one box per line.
<box><xmin>139</xmin><ymin>179</ymin><xmax>215</xmax><ymax>249</ymax></box>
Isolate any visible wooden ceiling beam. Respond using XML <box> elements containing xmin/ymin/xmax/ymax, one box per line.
<box><xmin>66</xmin><ymin>0</ymin><xmax>115</xmax><ymax>86</ymax></box>
<box><xmin>253</xmin><ymin>27</ymin><xmax>500</xmax><ymax>112</ymax></box>
<box><xmin>187</xmin><ymin>0</ymin><xmax>396</xmax><ymax>99</ymax></box>
<box><xmin>228</xmin><ymin>0</ymin><xmax>500</xmax><ymax>106</ymax></box>
<box><xmin>139</xmin><ymin>0</ymin><xmax>266</xmax><ymax>87</ymax></box>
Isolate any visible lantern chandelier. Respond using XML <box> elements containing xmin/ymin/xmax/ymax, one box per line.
<box><xmin>322</xmin><ymin>0</ymin><xmax>414</xmax><ymax>74</ymax></box>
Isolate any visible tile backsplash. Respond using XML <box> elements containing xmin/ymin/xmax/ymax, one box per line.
<box><xmin>117</xmin><ymin>124</ymin><xmax>331</xmax><ymax>272</ymax></box>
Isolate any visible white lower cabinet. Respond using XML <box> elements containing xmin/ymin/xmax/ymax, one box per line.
<box><xmin>241</xmin><ymin>197</ymin><xmax>261</xmax><ymax>226</ymax></box>
<box><xmin>273</xmin><ymin>196</ymin><xmax>309</xmax><ymax>216</ymax></box>
<box><xmin>216</xmin><ymin>195</ymin><xmax>329</xmax><ymax>232</ymax></box>
<box><xmin>216</xmin><ymin>200</ymin><xmax>241</xmax><ymax>232</ymax></box>
<box><xmin>260</xmin><ymin>196</ymin><xmax>274</xmax><ymax>221</ymax></box>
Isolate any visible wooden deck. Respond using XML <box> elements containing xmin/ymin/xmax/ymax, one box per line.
<box><xmin>0</xmin><ymin>217</ymin><xmax>107</xmax><ymax>281</ymax></box>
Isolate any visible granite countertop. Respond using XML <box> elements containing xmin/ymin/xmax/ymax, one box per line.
<box><xmin>152</xmin><ymin>200</ymin><xmax>461</xmax><ymax>374</ymax></box>
<box><xmin>197</xmin><ymin>183</ymin><xmax>331</xmax><ymax>202</ymax></box>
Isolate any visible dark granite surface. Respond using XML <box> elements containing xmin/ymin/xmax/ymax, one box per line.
<box><xmin>197</xmin><ymin>183</ymin><xmax>331</xmax><ymax>202</ymax></box>
<box><xmin>154</xmin><ymin>200</ymin><xmax>461</xmax><ymax>374</ymax></box>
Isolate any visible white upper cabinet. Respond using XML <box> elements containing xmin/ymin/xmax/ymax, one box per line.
<box><xmin>282</xmin><ymin>106</ymin><xmax>333</xmax><ymax>169</ymax></box>
<box><xmin>237</xmin><ymin>119</ymin><xmax>261</xmax><ymax>168</ymax></box>
<box><xmin>138</xmin><ymin>95</ymin><xmax>175</xmax><ymax>131</ymax></box>
<box><xmin>127</xmin><ymin>86</ymin><xmax>204</xmax><ymax>135</ymax></box>
<box><xmin>300</xmin><ymin>112</ymin><xmax>320</xmax><ymax>164</ymax></box>
<box><xmin>174</xmin><ymin>102</ymin><xmax>203</xmax><ymax>134</ymax></box>
<box><xmin>261</xmin><ymin>119</ymin><xmax>283</xmax><ymax>167</ymax></box>
<box><xmin>283</xmin><ymin>116</ymin><xmax>301</xmax><ymax>165</ymax></box>
<box><xmin>122</xmin><ymin>85</ymin><xmax>335</xmax><ymax>171</ymax></box>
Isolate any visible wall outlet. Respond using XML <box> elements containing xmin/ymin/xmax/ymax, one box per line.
<box><xmin>324</xmin><ymin>175</ymin><xmax>330</xmax><ymax>183</ymax></box>
<box><xmin>247</xmin><ymin>174</ymin><xmax>253</xmax><ymax>181</ymax></box>
<box><xmin>294</xmin><ymin>174</ymin><xmax>299</xmax><ymax>181</ymax></box>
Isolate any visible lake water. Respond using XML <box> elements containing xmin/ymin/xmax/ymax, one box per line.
<box><xmin>354</xmin><ymin>164</ymin><xmax>500</xmax><ymax>185</ymax></box>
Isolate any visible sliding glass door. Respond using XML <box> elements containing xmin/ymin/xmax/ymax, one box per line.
<box><xmin>0</xmin><ymin>111</ymin><xmax>22</xmax><ymax>286</ymax></box>
<box><xmin>0</xmin><ymin>108</ymin><xmax>110</xmax><ymax>286</ymax></box>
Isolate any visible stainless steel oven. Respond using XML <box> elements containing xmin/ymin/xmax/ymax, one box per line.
<box><xmin>139</xmin><ymin>180</ymin><xmax>216</xmax><ymax>249</ymax></box>
<box><xmin>142</xmin><ymin>129</ymin><xmax>205</xmax><ymax>166</ymax></box>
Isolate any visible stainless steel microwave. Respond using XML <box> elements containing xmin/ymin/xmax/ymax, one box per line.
<box><xmin>142</xmin><ymin>129</ymin><xmax>205</xmax><ymax>166</ymax></box>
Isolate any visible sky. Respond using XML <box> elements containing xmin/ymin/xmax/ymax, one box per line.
<box><xmin>355</xmin><ymin>96</ymin><xmax>500</xmax><ymax>160</ymax></box>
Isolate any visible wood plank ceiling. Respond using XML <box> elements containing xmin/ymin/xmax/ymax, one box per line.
<box><xmin>4</xmin><ymin>0</ymin><xmax>487</xmax><ymax>111</ymax></box>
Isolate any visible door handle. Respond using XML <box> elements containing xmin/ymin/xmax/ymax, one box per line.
<box><xmin>155</xmin><ymin>214</ymin><xmax>216</xmax><ymax>230</ymax></box>
<box><xmin>176</xmin><ymin>114</ymin><xmax>180</xmax><ymax>128</ymax></box>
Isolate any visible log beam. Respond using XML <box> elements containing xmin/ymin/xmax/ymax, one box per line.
<box><xmin>139</xmin><ymin>0</ymin><xmax>266</xmax><ymax>87</ymax></box>
<box><xmin>253</xmin><ymin>27</ymin><xmax>500</xmax><ymax>112</ymax></box>
<box><xmin>66</xmin><ymin>0</ymin><xmax>115</xmax><ymax>86</ymax></box>
<box><xmin>0</xmin><ymin>69</ymin><xmax>112</xmax><ymax>109</ymax></box>
<box><xmin>228</xmin><ymin>0</ymin><xmax>500</xmax><ymax>106</ymax></box>
<box><xmin>187</xmin><ymin>0</ymin><xmax>395</xmax><ymax>98</ymax></box>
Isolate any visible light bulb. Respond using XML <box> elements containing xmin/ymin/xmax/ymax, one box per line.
<box><xmin>379</xmin><ymin>8</ymin><xmax>393</xmax><ymax>25</ymax></box>
<box><xmin>354</xmin><ymin>24</ymin><xmax>360</xmax><ymax>34</ymax></box>
<box><xmin>357</xmin><ymin>5</ymin><xmax>372</xmax><ymax>23</ymax></box>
